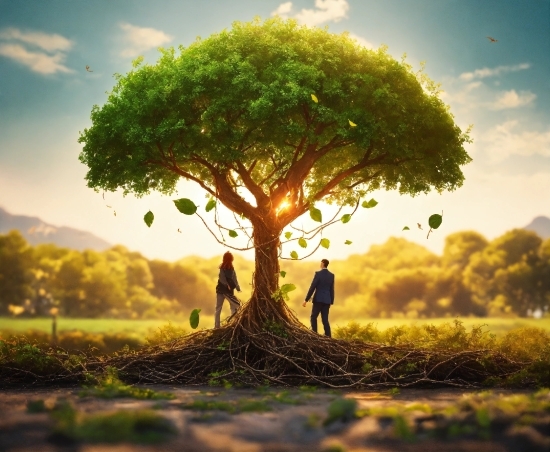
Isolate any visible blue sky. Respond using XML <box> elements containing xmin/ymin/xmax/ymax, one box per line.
<box><xmin>0</xmin><ymin>0</ymin><xmax>549</xmax><ymax>262</ymax></box>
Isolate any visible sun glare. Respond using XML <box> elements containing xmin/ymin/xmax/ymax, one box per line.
<box><xmin>276</xmin><ymin>200</ymin><xmax>290</xmax><ymax>214</ymax></box>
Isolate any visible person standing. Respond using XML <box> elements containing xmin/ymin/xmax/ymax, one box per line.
<box><xmin>215</xmin><ymin>251</ymin><xmax>241</xmax><ymax>328</ymax></box>
<box><xmin>302</xmin><ymin>259</ymin><xmax>334</xmax><ymax>337</ymax></box>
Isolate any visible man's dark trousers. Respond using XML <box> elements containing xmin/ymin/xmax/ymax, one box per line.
<box><xmin>311</xmin><ymin>302</ymin><xmax>331</xmax><ymax>337</ymax></box>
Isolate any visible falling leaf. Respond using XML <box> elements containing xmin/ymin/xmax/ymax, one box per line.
<box><xmin>284</xmin><ymin>231</ymin><xmax>292</xmax><ymax>240</ymax></box>
<box><xmin>205</xmin><ymin>198</ymin><xmax>216</xmax><ymax>212</ymax></box>
<box><xmin>362</xmin><ymin>198</ymin><xmax>378</xmax><ymax>208</ymax></box>
<box><xmin>428</xmin><ymin>213</ymin><xmax>443</xmax><ymax>230</ymax></box>
<box><xmin>311</xmin><ymin>94</ymin><xmax>318</xmax><ymax>103</ymax></box>
<box><xmin>144</xmin><ymin>211</ymin><xmax>154</xmax><ymax>228</ymax></box>
<box><xmin>106</xmin><ymin>205</ymin><xmax>112</xmax><ymax>208</ymax></box>
<box><xmin>298</xmin><ymin>237</ymin><xmax>308</xmax><ymax>248</ymax></box>
<box><xmin>309</xmin><ymin>207</ymin><xmax>322</xmax><ymax>223</ymax></box>
<box><xmin>417</xmin><ymin>223</ymin><xmax>423</xmax><ymax>230</ymax></box>
<box><xmin>174</xmin><ymin>198</ymin><xmax>197</xmax><ymax>215</ymax></box>
<box><xmin>290</xmin><ymin>251</ymin><xmax>298</xmax><ymax>260</ymax></box>
<box><xmin>402</xmin><ymin>226</ymin><xmax>410</xmax><ymax>231</ymax></box>
<box><xmin>280</xmin><ymin>270</ymin><xmax>287</xmax><ymax>278</ymax></box>
<box><xmin>177</xmin><ymin>228</ymin><xmax>182</xmax><ymax>233</ymax></box>
<box><xmin>228</xmin><ymin>230</ymin><xmax>238</xmax><ymax>238</ymax></box>
<box><xmin>281</xmin><ymin>283</ymin><xmax>296</xmax><ymax>294</ymax></box>
<box><xmin>189</xmin><ymin>308</ymin><xmax>201</xmax><ymax>329</ymax></box>
<box><xmin>344</xmin><ymin>240</ymin><xmax>352</xmax><ymax>245</ymax></box>
<box><xmin>349</xmin><ymin>119</ymin><xmax>357</xmax><ymax>127</ymax></box>
<box><xmin>114</xmin><ymin>211</ymin><xmax>117</xmax><ymax>216</ymax></box>
<box><xmin>85</xmin><ymin>65</ymin><xmax>93</xmax><ymax>72</ymax></box>
<box><xmin>320</xmin><ymin>238</ymin><xmax>330</xmax><ymax>249</ymax></box>
<box><xmin>341</xmin><ymin>214</ymin><xmax>352</xmax><ymax>224</ymax></box>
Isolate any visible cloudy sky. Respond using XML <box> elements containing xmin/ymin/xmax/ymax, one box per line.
<box><xmin>0</xmin><ymin>0</ymin><xmax>549</xmax><ymax>262</ymax></box>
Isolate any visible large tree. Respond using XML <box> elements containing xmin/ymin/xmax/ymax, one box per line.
<box><xmin>79</xmin><ymin>18</ymin><xmax>471</xmax><ymax>326</ymax></box>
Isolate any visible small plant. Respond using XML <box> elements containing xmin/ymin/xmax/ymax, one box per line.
<box><xmin>263</xmin><ymin>320</ymin><xmax>289</xmax><ymax>338</ymax></box>
<box><xmin>80</xmin><ymin>367</ymin><xmax>175</xmax><ymax>400</ymax></box>
<box><xmin>388</xmin><ymin>387</ymin><xmax>401</xmax><ymax>396</ymax></box>
<box><xmin>324</xmin><ymin>398</ymin><xmax>358</xmax><ymax>425</ymax></box>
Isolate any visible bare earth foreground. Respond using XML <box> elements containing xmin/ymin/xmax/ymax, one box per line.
<box><xmin>1</xmin><ymin>386</ymin><xmax>549</xmax><ymax>452</ymax></box>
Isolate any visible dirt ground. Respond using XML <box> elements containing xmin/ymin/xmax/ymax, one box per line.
<box><xmin>0</xmin><ymin>385</ymin><xmax>548</xmax><ymax>452</ymax></box>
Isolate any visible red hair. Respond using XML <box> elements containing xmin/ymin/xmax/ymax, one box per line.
<box><xmin>219</xmin><ymin>251</ymin><xmax>234</xmax><ymax>270</ymax></box>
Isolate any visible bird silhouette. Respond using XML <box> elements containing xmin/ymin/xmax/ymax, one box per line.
<box><xmin>177</xmin><ymin>228</ymin><xmax>182</xmax><ymax>233</ymax></box>
<box><xmin>486</xmin><ymin>36</ymin><xmax>498</xmax><ymax>43</ymax></box>
<box><xmin>86</xmin><ymin>65</ymin><xmax>93</xmax><ymax>72</ymax></box>
<box><xmin>417</xmin><ymin>223</ymin><xmax>423</xmax><ymax>230</ymax></box>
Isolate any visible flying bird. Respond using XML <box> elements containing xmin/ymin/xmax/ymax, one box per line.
<box><xmin>177</xmin><ymin>228</ymin><xmax>182</xmax><ymax>233</ymax></box>
<box><xmin>86</xmin><ymin>65</ymin><xmax>93</xmax><ymax>72</ymax></box>
<box><xmin>417</xmin><ymin>223</ymin><xmax>423</xmax><ymax>230</ymax></box>
<box><xmin>486</xmin><ymin>36</ymin><xmax>498</xmax><ymax>43</ymax></box>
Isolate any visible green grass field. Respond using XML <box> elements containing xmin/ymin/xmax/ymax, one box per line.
<box><xmin>1</xmin><ymin>316</ymin><xmax>549</xmax><ymax>338</ymax></box>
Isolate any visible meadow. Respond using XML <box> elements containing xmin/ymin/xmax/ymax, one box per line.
<box><xmin>1</xmin><ymin>316</ymin><xmax>549</xmax><ymax>337</ymax></box>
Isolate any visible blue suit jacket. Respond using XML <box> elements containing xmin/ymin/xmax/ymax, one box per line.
<box><xmin>305</xmin><ymin>268</ymin><xmax>335</xmax><ymax>305</ymax></box>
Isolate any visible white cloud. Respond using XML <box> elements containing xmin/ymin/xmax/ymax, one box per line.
<box><xmin>119</xmin><ymin>22</ymin><xmax>173</xmax><ymax>58</ymax></box>
<box><xmin>459</xmin><ymin>63</ymin><xmax>530</xmax><ymax>81</ymax></box>
<box><xmin>490</xmin><ymin>89</ymin><xmax>536</xmax><ymax>110</ymax></box>
<box><xmin>0</xmin><ymin>27</ymin><xmax>74</xmax><ymax>74</ymax></box>
<box><xmin>348</xmin><ymin>33</ymin><xmax>374</xmax><ymax>49</ymax></box>
<box><xmin>271</xmin><ymin>0</ymin><xmax>349</xmax><ymax>26</ymax></box>
<box><xmin>482</xmin><ymin>120</ymin><xmax>550</xmax><ymax>162</ymax></box>
<box><xmin>0</xmin><ymin>43</ymin><xmax>73</xmax><ymax>74</ymax></box>
<box><xmin>0</xmin><ymin>27</ymin><xmax>73</xmax><ymax>52</ymax></box>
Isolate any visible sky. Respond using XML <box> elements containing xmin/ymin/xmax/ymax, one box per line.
<box><xmin>0</xmin><ymin>0</ymin><xmax>549</xmax><ymax>263</ymax></box>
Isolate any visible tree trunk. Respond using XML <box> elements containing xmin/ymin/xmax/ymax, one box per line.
<box><xmin>246</xmin><ymin>219</ymin><xmax>291</xmax><ymax>323</ymax></box>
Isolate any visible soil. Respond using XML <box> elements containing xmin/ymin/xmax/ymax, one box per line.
<box><xmin>0</xmin><ymin>386</ymin><xmax>548</xmax><ymax>451</ymax></box>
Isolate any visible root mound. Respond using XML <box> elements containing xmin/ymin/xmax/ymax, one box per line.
<box><xmin>107</xmin><ymin>299</ymin><xmax>521</xmax><ymax>388</ymax></box>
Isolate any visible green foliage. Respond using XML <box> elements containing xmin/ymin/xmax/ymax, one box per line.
<box><xmin>145</xmin><ymin>321</ymin><xmax>187</xmax><ymax>345</ymax></box>
<box><xmin>341</xmin><ymin>214</ymin><xmax>352</xmax><ymax>224</ymax></box>
<box><xmin>143</xmin><ymin>210</ymin><xmax>154</xmax><ymax>227</ymax></box>
<box><xmin>344</xmin><ymin>240</ymin><xmax>352</xmax><ymax>245</ymax></box>
<box><xmin>362</xmin><ymin>198</ymin><xmax>378</xmax><ymax>208</ymax></box>
<box><xmin>173</xmin><ymin>198</ymin><xmax>197</xmax><ymax>215</ymax></box>
<box><xmin>310</xmin><ymin>207</ymin><xmax>323</xmax><ymax>223</ymax></box>
<box><xmin>320</xmin><ymin>238</ymin><xmax>330</xmax><ymax>249</ymax></box>
<box><xmin>290</xmin><ymin>251</ymin><xmax>298</xmax><ymax>260</ymax></box>
<box><xmin>402</xmin><ymin>226</ymin><xmax>410</xmax><ymax>230</ymax></box>
<box><xmin>189</xmin><ymin>308</ymin><xmax>201</xmax><ymax>329</ymax></box>
<box><xmin>80</xmin><ymin>366</ymin><xmax>175</xmax><ymax>400</ymax></box>
<box><xmin>205</xmin><ymin>198</ymin><xmax>216</xmax><ymax>212</ymax></box>
<box><xmin>279</xmin><ymin>270</ymin><xmax>287</xmax><ymax>278</ymax></box>
<box><xmin>284</xmin><ymin>232</ymin><xmax>292</xmax><ymax>239</ymax></box>
<box><xmin>298</xmin><ymin>237</ymin><xmax>308</xmax><ymax>248</ymax></box>
<box><xmin>263</xmin><ymin>320</ymin><xmax>289</xmax><ymax>338</ymax></box>
<box><xmin>428</xmin><ymin>213</ymin><xmax>443</xmax><ymax>229</ymax></box>
<box><xmin>228</xmin><ymin>230</ymin><xmax>238</xmax><ymax>238</ymax></box>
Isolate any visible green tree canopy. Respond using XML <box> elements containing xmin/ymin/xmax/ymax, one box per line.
<box><xmin>78</xmin><ymin>18</ymin><xmax>471</xmax><ymax>314</ymax></box>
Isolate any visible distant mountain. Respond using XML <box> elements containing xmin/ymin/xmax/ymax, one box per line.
<box><xmin>524</xmin><ymin>216</ymin><xmax>550</xmax><ymax>240</ymax></box>
<box><xmin>0</xmin><ymin>206</ymin><xmax>111</xmax><ymax>251</ymax></box>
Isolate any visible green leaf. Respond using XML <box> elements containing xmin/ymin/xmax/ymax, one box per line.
<box><xmin>309</xmin><ymin>207</ymin><xmax>322</xmax><ymax>223</ymax></box>
<box><xmin>402</xmin><ymin>226</ymin><xmax>410</xmax><ymax>231</ymax></box>
<box><xmin>428</xmin><ymin>214</ymin><xmax>443</xmax><ymax>230</ymax></box>
<box><xmin>284</xmin><ymin>231</ymin><xmax>292</xmax><ymax>239</ymax></box>
<box><xmin>205</xmin><ymin>198</ymin><xmax>216</xmax><ymax>212</ymax></box>
<box><xmin>348</xmin><ymin>119</ymin><xmax>357</xmax><ymax>127</ymax></box>
<box><xmin>228</xmin><ymin>230</ymin><xmax>238</xmax><ymax>238</ymax></box>
<box><xmin>174</xmin><ymin>198</ymin><xmax>197</xmax><ymax>215</ymax></box>
<box><xmin>344</xmin><ymin>240</ymin><xmax>352</xmax><ymax>245</ymax></box>
<box><xmin>311</xmin><ymin>94</ymin><xmax>318</xmax><ymax>103</ymax></box>
<box><xmin>280</xmin><ymin>283</ymin><xmax>296</xmax><ymax>294</ymax></box>
<box><xmin>290</xmin><ymin>251</ymin><xmax>298</xmax><ymax>260</ymax></box>
<box><xmin>189</xmin><ymin>308</ymin><xmax>201</xmax><ymax>329</ymax></box>
<box><xmin>362</xmin><ymin>198</ymin><xmax>378</xmax><ymax>209</ymax></box>
<box><xmin>143</xmin><ymin>211</ymin><xmax>154</xmax><ymax>228</ymax></box>
<box><xmin>341</xmin><ymin>214</ymin><xmax>352</xmax><ymax>224</ymax></box>
<box><xmin>298</xmin><ymin>237</ymin><xmax>308</xmax><ymax>248</ymax></box>
<box><xmin>280</xmin><ymin>270</ymin><xmax>286</xmax><ymax>278</ymax></box>
<box><xmin>320</xmin><ymin>238</ymin><xmax>330</xmax><ymax>249</ymax></box>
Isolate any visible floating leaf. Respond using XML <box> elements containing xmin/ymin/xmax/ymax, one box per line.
<box><xmin>228</xmin><ymin>230</ymin><xmax>238</xmax><ymax>238</ymax></box>
<box><xmin>320</xmin><ymin>238</ymin><xmax>330</xmax><ymax>249</ymax></box>
<box><xmin>310</xmin><ymin>207</ymin><xmax>322</xmax><ymax>223</ymax></box>
<box><xmin>189</xmin><ymin>308</ymin><xmax>201</xmax><ymax>329</ymax></box>
<box><xmin>290</xmin><ymin>251</ymin><xmax>298</xmax><ymax>260</ymax></box>
<box><xmin>280</xmin><ymin>270</ymin><xmax>287</xmax><ymax>278</ymax></box>
<box><xmin>284</xmin><ymin>231</ymin><xmax>292</xmax><ymax>240</ymax></box>
<box><xmin>402</xmin><ymin>226</ymin><xmax>410</xmax><ymax>231</ymax></box>
<box><xmin>348</xmin><ymin>119</ymin><xmax>357</xmax><ymax>127</ymax></box>
<box><xmin>143</xmin><ymin>211</ymin><xmax>154</xmax><ymax>228</ymax></box>
<box><xmin>341</xmin><ymin>214</ymin><xmax>352</xmax><ymax>224</ymax></box>
<box><xmin>205</xmin><ymin>198</ymin><xmax>216</xmax><ymax>212</ymax></box>
<box><xmin>281</xmin><ymin>283</ymin><xmax>296</xmax><ymax>294</ymax></box>
<box><xmin>298</xmin><ymin>237</ymin><xmax>308</xmax><ymax>248</ymax></box>
<box><xmin>311</xmin><ymin>94</ymin><xmax>318</xmax><ymax>103</ymax></box>
<box><xmin>344</xmin><ymin>240</ymin><xmax>352</xmax><ymax>245</ymax></box>
<box><xmin>174</xmin><ymin>198</ymin><xmax>197</xmax><ymax>215</ymax></box>
<box><xmin>362</xmin><ymin>198</ymin><xmax>378</xmax><ymax>209</ymax></box>
<box><xmin>428</xmin><ymin>214</ymin><xmax>443</xmax><ymax>230</ymax></box>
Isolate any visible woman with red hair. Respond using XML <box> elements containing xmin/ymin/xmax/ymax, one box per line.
<box><xmin>214</xmin><ymin>251</ymin><xmax>241</xmax><ymax>328</ymax></box>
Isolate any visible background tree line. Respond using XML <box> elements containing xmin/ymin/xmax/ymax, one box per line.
<box><xmin>0</xmin><ymin>228</ymin><xmax>549</xmax><ymax>320</ymax></box>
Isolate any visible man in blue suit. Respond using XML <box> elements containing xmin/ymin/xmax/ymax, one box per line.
<box><xmin>302</xmin><ymin>259</ymin><xmax>334</xmax><ymax>337</ymax></box>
